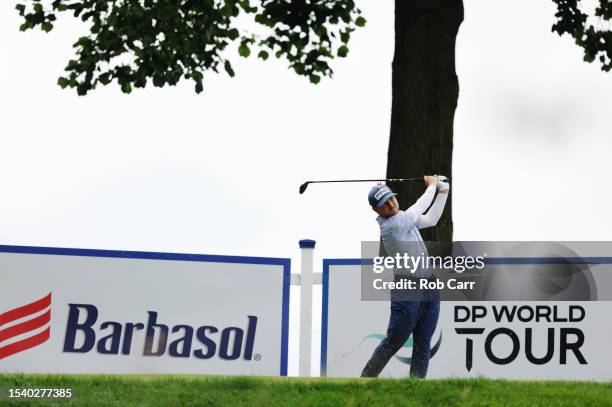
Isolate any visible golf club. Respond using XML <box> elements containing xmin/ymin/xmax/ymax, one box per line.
<box><xmin>299</xmin><ymin>176</ymin><xmax>449</xmax><ymax>194</ymax></box>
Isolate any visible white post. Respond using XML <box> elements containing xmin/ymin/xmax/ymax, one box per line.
<box><xmin>298</xmin><ymin>239</ymin><xmax>315</xmax><ymax>377</ymax></box>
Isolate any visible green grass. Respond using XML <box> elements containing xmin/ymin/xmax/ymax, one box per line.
<box><xmin>1</xmin><ymin>374</ymin><xmax>611</xmax><ymax>407</ymax></box>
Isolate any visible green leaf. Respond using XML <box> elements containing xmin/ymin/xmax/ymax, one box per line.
<box><xmin>41</xmin><ymin>22</ymin><xmax>53</xmax><ymax>32</ymax></box>
<box><xmin>355</xmin><ymin>16</ymin><xmax>366</xmax><ymax>27</ymax></box>
<box><xmin>257</xmin><ymin>50</ymin><xmax>269</xmax><ymax>60</ymax></box>
<box><xmin>224</xmin><ymin>60</ymin><xmax>235</xmax><ymax>77</ymax></box>
<box><xmin>19</xmin><ymin>22</ymin><xmax>30</xmax><ymax>32</ymax></box>
<box><xmin>99</xmin><ymin>73</ymin><xmax>111</xmax><ymax>85</ymax></box>
<box><xmin>337</xmin><ymin>45</ymin><xmax>349</xmax><ymax>57</ymax></box>
<box><xmin>192</xmin><ymin>71</ymin><xmax>203</xmax><ymax>82</ymax></box>
<box><xmin>315</xmin><ymin>25</ymin><xmax>327</xmax><ymax>38</ymax></box>
<box><xmin>294</xmin><ymin>64</ymin><xmax>305</xmax><ymax>75</ymax></box>
<box><xmin>120</xmin><ymin>82</ymin><xmax>132</xmax><ymax>94</ymax></box>
<box><xmin>195</xmin><ymin>80</ymin><xmax>203</xmax><ymax>94</ymax></box>
<box><xmin>15</xmin><ymin>4</ymin><xmax>25</xmax><ymax>15</ymax></box>
<box><xmin>238</xmin><ymin>42</ymin><xmax>251</xmax><ymax>57</ymax></box>
<box><xmin>57</xmin><ymin>77</ymin><xmax>69</xmax><ymax>89</ymax></box>
<box><xmin>66</xmin><ymin>60</ymin><xmax>79</xmax><ymax>70</ymax></box>
<box><xmin>152</xmin><ymin>73</ymin><xmax>165</xmax><ymax>87</ymax></box>
<box><xmin>76</xmin><ymin>84</ymin><xmax>89</xmax><ymax>96</ymax></box>
<box><xmin>228</xmin><ymin>28</ymin><xmax>239</xmax><ymax>40</ymax></box>
<box><xmin>309</xmin><ymin>74</ymin><xmax>321</xmax><ymax>84</ymax></box>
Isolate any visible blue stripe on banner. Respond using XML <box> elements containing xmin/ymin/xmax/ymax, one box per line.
<box><xmin>280</xmin><ymin>258</ymin><xmax>291</xmax><ymax>376</ymax></box>
<box><xmin>0</xmin><ymin>244</ymin><xmax>290</xmax><ymax>265</ymax></box>
<box><xmin>320</xmin><ymin>259</ymin><xmax>330</xmax><ymax>377</ymax></box>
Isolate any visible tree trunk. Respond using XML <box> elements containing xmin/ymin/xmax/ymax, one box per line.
<box><xmin>387</xmin><ymin>0</ymin><xmax>463</xmax><ymax>242</ymax></box>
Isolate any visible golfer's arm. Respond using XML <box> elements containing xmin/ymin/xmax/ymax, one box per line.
<box><xmin>405</xmin><ymin>185</ymin><xmax>437</xmax><ymax>216</ymax></box>
<box><xmin>418</xmin><ymin>191</ymin><xmax>448</xmax><ymax>229</ymax></box>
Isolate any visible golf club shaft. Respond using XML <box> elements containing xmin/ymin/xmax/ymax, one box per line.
<box><xmin>299</xmin><ymin>176</ymin><xmax>449</xmax><ymax>194</ymax></box>
<box><xmin>306</xmin><ymin>178</ymin><xmax>422</xmax><ymax>184</ymax></box>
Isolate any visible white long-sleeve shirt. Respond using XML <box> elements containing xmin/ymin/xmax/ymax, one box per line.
<box><xmin>376</xmin><ymin>185</ymin><xmax>448</xmax><ymax>277</ymax></box>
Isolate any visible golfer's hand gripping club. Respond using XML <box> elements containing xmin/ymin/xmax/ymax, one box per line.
<box><xmin>435</xmin><ymin>175</ymin><xmax>450</xmax><ymax>192</ymax></box>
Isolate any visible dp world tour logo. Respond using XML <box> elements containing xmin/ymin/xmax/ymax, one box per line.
<box><xmin>0</xmin><ymin>293</ymin><xmax>52</xmax><ymax>359</ymax></box>
<box><xmin>361</xmin><ymin>332</ymin><xmax>442</xmax><ymax>364</ymax></box>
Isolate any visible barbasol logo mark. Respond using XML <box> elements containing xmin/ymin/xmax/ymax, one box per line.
<box><xmin>63</xmin><ymin>304</ymin><xmax>259</xmax><ymax>360</ymax></box>
<box><xmin>374</xmin><ymin>187</ymin><xmax>391</xmax><ymax>200</ymax></box>
<box><xmin>0</xmin><ymin>293</ymin><xmax>52</xmax><ymax>359</ymax></box>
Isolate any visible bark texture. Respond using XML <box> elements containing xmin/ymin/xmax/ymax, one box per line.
<box><xmin>387</xmin><ymin>0</ymin><xmax>464</xmax><ymax>242</ymax></box>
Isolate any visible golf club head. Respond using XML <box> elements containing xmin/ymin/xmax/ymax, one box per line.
<box><xmin>299</xmin><ymin>182</ymin><xmax>310</xmax><ymax>194</ymax></box>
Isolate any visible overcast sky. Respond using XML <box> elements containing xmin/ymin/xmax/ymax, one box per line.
<box><xmin>2</xmin><ymin>0</ymin><xmax>611</xmax><ymax>377</ymax></box>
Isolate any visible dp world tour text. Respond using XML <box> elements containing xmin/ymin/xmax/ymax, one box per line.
<box><xmin>62</xmin><ymin>304</ymin><xmax>258</xmax><ymax>360</ymax></box>
<box><xmin>454</xmin><ymin>305</ymin><xmax>587</xmax><ymax>371</ymax></box>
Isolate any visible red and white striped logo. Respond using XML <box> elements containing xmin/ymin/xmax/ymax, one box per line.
<box><xmin>0</xmin><ymin>293</ymin><xmax>51</xmax><ymax>359</ymax></box>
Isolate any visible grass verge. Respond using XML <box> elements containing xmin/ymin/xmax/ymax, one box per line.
<box><xmin>1</xmin><ymin>374</ymin><xmax>611</xmax><ymax>407</ymax></box>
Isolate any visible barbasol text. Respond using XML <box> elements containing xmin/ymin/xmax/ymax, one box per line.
<box><xmin>62</xmin><ymin>304</ymin><xmax>258</xmax><ymax>360</ymax></box>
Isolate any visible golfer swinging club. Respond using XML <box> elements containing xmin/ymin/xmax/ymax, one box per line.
<box><xmin>361</xmin><ymin>175</ymin><xmax>449</xmax><ymax>378</ymax></box>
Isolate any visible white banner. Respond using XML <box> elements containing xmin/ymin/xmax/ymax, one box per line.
<box><xmin>321</xmin><ymin>260</ymin><xmax>612</xmax><ymax>380</ymax></box>
<box><xmin>0</xmin><ymin>245</ymin><xmax>290</xmax><ymax>375</ymax></box>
